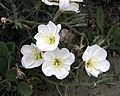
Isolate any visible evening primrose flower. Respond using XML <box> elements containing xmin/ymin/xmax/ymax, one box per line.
<box><xmin>42</xmin><ymin>48</ymin><xmax>75</xmax><ymax>79</ymax></box>
<box><xmin>42</xmin><ymin>0</ymin><xmax>83</xmax><ymax>13</ymax></box>
<box><xmin>21</xmin><ymin>43</ymin><xmax>43</xmax><ymax>69</ymax></box>
<box><xmin>82</xmin><ymin>44</ymin><xmax>110</xmax><ymax>77</ymax></box>
<box><xmin>34</xmin><ymin>21</ymin><xmax>61</xmax><ymax>51</ymax></box>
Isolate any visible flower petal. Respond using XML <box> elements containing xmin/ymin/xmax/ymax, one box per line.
<box><xmin>38</xmin><ymin>24</ymin><xmax>49</xmax><ymax>33</ymax></box>
<box><xmin>54</xmin><ymin>67</ymin><xmax>69</xmax><ymax>79</ymax></box>
<box><xmin>56</xmin><ymin>24</ymin><xmax>61</xmax><ymax>34</ymax></box>
<box><xmin>64</xmin><ymin>3</ymin><xmax>80</xmax><ymax>13</ymax></box>
<box><xmin>21</xmin><ymin>56</ymin><xmax>35</xmax><ymax>68</ymax></box>
<box><xmin>82</xmin><ymin>44</ymin><xmax>100</xmax><ymax>62</ymax></box>
<box><xmin>59</xmin><ymin>0</ymin><xmax>69</xmax><ymax>11</ymax></box>
<box><xmin>93</xmin><ymin>60</ymin><xmax>110</xmax><ymax>72</ymax></box>
<box><xmin>63</xmin><ymin>53</ymin><xmax>75</xmax><ymax>65</ymax></box>
<box><xmin>92</xmin><ymin>48</ymin><xmax>107</xmax><ymax>61</ymax></box>
<box><xmin>47</xmin><ymin>21</ymin><xmax>57</xmax><ymax>35</ymax></box>
<box><xmin>85</xmin><ymin>66</ymin><xmax>100</xmax><ymax>77</ymax></box>
<box><xmin>42</xmin><ymin>61</ymin><xmax>55</xmax><ymax>76</ymax></box>
<box><xmin>43</xmin><ymin>51</ymin><xmax>55</xmax><ymax>61</ymax></box>
<box><xmin>85</xmin><ymin>65</ymin><xmax>92</xmax><ymax>76</ymax></box>
<box><xmin>20</xmin><ymin>45</ymin><xmax>33</xmax><ymax>56</ymax></box>
<box><xmin>39</xmin><ymin>34</ymin><xmax>60</xmax><ymax>51</ymax></box>
<box><xmin>27</xmin><ymin>59</ymin><xmax>43</xmax><ymax>68</ymax></box>
<box><xmin>53</xmin><ymin>48</ymin><xmax>70</xmax><ymax>59</ymax></box>
<box><xmin>42</xmin><ymin>0</ymin><xmax>59</xmax><ymax>5</ymax></box>
<box><xmin>89</xmin><ymin>67</ymin><xmax>100</xmax><ymax>77</ymax></box>
<box><xmin>71</xmin><ymin>0</ymin><xmax>83</xmax><ymax>2</ymax></box>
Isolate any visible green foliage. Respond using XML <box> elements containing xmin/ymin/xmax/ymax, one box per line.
<box><xmin>17</xmin><ymin>82</ymin><xmax>32</xmax><ymax>96</ymax></box>
<box><xmin>7</xmin><ymin>42</ymin><xmax>16</xmax><ymax>53</ymax></box>
<box><xmin>96</xmin><ymin>8</ymin><xmax>104</xmax><ymax>33</ymax></box>
<box><xmin>6</xmin><ymin>69</ymin><xmax>16</xmax><ymax>82</ymax></box>
<box><xmin>0</xmin><ymin>41</ymin><xmax>9</xmax><ymax>74</ymax></box>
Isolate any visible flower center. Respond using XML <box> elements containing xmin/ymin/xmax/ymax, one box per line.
<box><xmin>34</xmin><ymin>52</ymin><xmax>42</xmax><ymax>60</ymax></box>
<box><xmin>86</xmin><ymin>59</ymin><xmax>93</xmax><ymax>68</ymax></box>
<box><xmin>48</xmin><ymin>37</ymin><xmax>55</xmax><ymax>44</ymax></box>
<box><xmin>53</xmin><ymin>58</ymin><xmax>62</xmax><ymax>67</ymax></box>
<box><xmin>32</xmin><ymin>49</ymin><xmax>42</xmax><ymax>60</ymax></box>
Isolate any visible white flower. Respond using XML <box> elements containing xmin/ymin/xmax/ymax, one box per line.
<box><xmin>42</xmin><ymin>48</ymin><xmax>75</xmax><ymax>79</ymax></box>
<box><xmin>21</xmin><ymin>43</ymin><xmax>43</xmax><ymax>69</ymax></box>
<box><xmin>34</xmin><ymin>21</ymin><xmax>61</xmax><ymax>51</ymax></box>
<box><xmin>82</xmin><ymin>44</ymin><xmax>110</xmax><ymax>77</ymax></box>
<box><xmin>42</xmin><ymin>0</ymin><xmax>83</xmax><ymax>13</ymax></box>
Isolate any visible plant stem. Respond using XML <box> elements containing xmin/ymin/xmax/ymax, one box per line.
<box><xmin>55</xmin><ymin>85</ymin><xmax>63</xmax><ymax>96</ymax></box>
<box><xmin>52</xmin><ymin>10</ymin><xmax>63</xmax><ymax>22</ymax></box>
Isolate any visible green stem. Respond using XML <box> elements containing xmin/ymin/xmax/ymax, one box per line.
<box><xmin>55</xmin><ymin>85</ymin><xmax>63</xmax><ymax>96</ymax></box>
<box><xmin>64</xmin><ymin>86</ymin><xmax>68</xmax><ymax>96</ymax></box>
<box><xmin>52</xmin><ymin>10</ymin><xmax>63</xmax><ymax>22</ymax></box>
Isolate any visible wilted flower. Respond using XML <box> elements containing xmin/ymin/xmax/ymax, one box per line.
<box><xmin>34</xmin><ymin>21</ymin><xmax>61</xmax><ymax>51</ymax></box>
<box><xmin>1</xmin><ymin>17</ymin><xmax>7</xmax><ymax>24</ymax></box>
<box><xmin>82</xmin><ymin>44</ymin><xmax>110</xmax><ymax>77</ymax></box>
<box><xmin>42</xmin><ymin>48</ymin><xmax>75</xmax><ymax>79</ymax></box>
<box><xmin>42</xmin><ymin>0</ymin><xmax>83</xmax><ymax>13</ymax></box>
<box><xmin>21</xmin><ymin>43</ymin><xmax>43</xmax><ymax>69</ymax></box>
<box><xmin>16</xmin><ymin>65</ymin><xmax>26</xmax><ymax>79</ymax></box>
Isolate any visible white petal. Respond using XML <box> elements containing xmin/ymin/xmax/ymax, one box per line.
<box><xmin>20</xmin><ymin>45</ymin><xmax>33</xmax><ymax>56</ymax></box>
<box><xmin>40</xmin><ymin>34</ymin><xmax>60</xmax><ymax>51</ymax></box>
<box><xmin>38</xmin><ymin>24</ymin><xmax>49</xmax><ymax>33</ymax></box>
<box><xmin>56</xmin><ymin>24</ymin><xmax>61</xmax><ymax>34</ymax></box>
<box><xmin>43</xmin><ymin>51</ymin><xmax>55</xmax><ymax>61</ymax></box>
<box><xmin>34</xmin><ymin>32</ymin><xmax>43</xmax><ymax>40</ymax></box>
<box><xmin>85</xmin><ymin>65</ymin><xmax>92</xmax><ymax>76</ymax></box>
<box><xmin>93</xmin><ymin>60</ymin><xmax>110</xmax><ymax>72</ymax></box>
<box><xmin>34</xmin><ymin>33</ymin><xmax>49</xmax><ymax>51</ymax></box>
<box><xmin>71</xmin><ymin>0</ymin><xmax>83</xmax><ymax>2</ymax></box>
<box><xmin>64</xmin><ymin>3</ymin><xmax>80</xmax><ymax>13</ymax></box>
<box><xmin>89</xmin><ymin>67</ymin><xmax>100</xmax><ymax>77</ymax></box>
<box><xmin>42</xmin><ymin>61</ymin><xmax>55</xmax><ymax>76</ymax></box>
<box><xmin>92</xmin><ymin>48</ymin><xmax>107</xmax><ymax>62</ymax></box>
<box><xmin>42</xmin><ymin>0</ymin><xmax>59</xmax><ymax>5</ymax></box>
<box><xmin>54</xmin><ymin>48</ymin><xmax>70</xmax><ymax>59</ymax></box>
<box><xmin>63</xmin><ymin>53</ymin><xmax>75</xmax><ymax>65</ymax></box>
<box><xmin>47</xmin><ymin>21</ymin><xmax>57</xmax><ymax>35</ymax></box>
<box><xmin>82</xmin><ymin>44</ymin><xmax>100</xmax><ymax>62</ymax></box>
<box><xmin>21</xmin><ymin>56</ymin><xmax>35</xmax><ymax>68</ymax></box>
<box><xmin>54</xmin><ymin>67</ymin><xmax>69</xmax><ymax>79</ymax></box>
<box><xmin>59</xmin><ymin>0</ymin><xmax>69</xmax><ymax>10</ymax></box>
<box><xmin>27</xmin><ymin>59</ymin><xmax>43</xmax><ymax>68</ymax></box>
<box><xmin>36</xmin><ymin>40</ymin><xmax>49</xmax><ymax>51</ymax></box>
<box><xmin>85</xmin><ymin>65</ymin><xmax>101</xmax><ymax>77</ymax></box>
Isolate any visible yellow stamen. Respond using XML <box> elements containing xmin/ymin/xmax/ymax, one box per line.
<box><xmin>34</xmin><ymin>52</ymin><xmax>42</xmax><ymax>60</ymax></box>
<box><xmin>86</xmin><ymin>59</ymin><xmax>93</xmax><ymax>68</ymax></box>
<box><xmin>53</xmin><ymin>58</ymin><xmax>62</xmax><ymax>67</ymax></box>
<box><xmin>32</xmin><ymin>49</ymin><xmax>42</xmax><ymax>60</ymax></box>
<box><xmin>48</xmin><ymin>37</ymin><xmax>55</xmax><ymax>44</ymax></box>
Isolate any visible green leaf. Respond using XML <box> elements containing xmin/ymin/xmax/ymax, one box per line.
<box><xmin>0</xmin><ymin>41</ymin><xmax>9</xmax><ymax>74</ymax></box>
<box><xmin>17</xmin><ymin>82</ymin><xmax>32</xmax><ymax>96</ymax></box>
<box><xmin>0</xmin><ymin>41</ymin><xmax>9</xmax><ymax>56</ymax></box>
<box><xmin>96</xmin><ymin>8</ymin><xmax>104</xmax><ymax>32</ymax></box>
<box><xmin>7</xmin><ymin>42</ymin><xmax>15</xmax><ymax>53</ymax></box>
<box><xmin>107</xmin><ymin>25</ymin><xmax>120</xmax><ymax>40</ymax></box>
<box><xmin>0</xmin><ymin>56</ymin><xmax>8</xmax><ymax>74</ymax></box>
<box><xmin>6</xmin><ymin>69</ymin><xmax>16</xmax><ymax>82</ymax></box>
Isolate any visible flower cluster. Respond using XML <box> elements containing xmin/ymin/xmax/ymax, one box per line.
<box><xmin>21</xmin><ymin>21</ymin><xmax>75</xmax><ymax>79</ymax></box>
<box><xmin>20</xmin><ymin>0</ymin><xmax>110</xmax><ymax>80</ymax></box>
